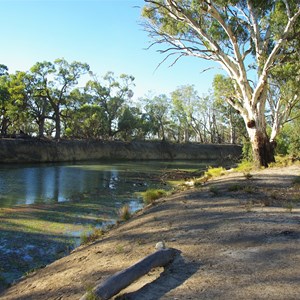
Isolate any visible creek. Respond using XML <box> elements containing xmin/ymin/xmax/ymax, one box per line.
<box><xmin>0</xmin><ymin>160</ymin><xmax>216</xmax><ymax>290</ymax></box>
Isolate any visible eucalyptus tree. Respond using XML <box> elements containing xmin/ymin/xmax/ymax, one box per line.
<box><xmin>0</xmin><ymin>70</ymin><xmax>32</xmax><ymax>136</ymax></box>
<box><xmin>65</xmin><ymin>104</ymin><xmax>108</xmax><ymax>139</ymax></box>
<box><xmin>142</xmin><ymin>0</ymin><xmax>300</xmax><ymax>166</ymax></box>
<box><xmin>84</xmin><ymin>72</ymin><xmax>135</xmax><ymax>138</ymax></box>
<box><xmin>213</xmin><ymin>74</ymin><xmax>246</xmax><ymax>144</ymax></box>
<box><xmin>171</xmin><ymin>85</ymin><xmax>195</xmax><ymax>142</ymax></box>
<box><xmin>0</xmin><ymin>73</ymin><xmax>11</xmax><ymax>136</ymax></box>
<box><xmin>0</xmin><ymin>64</ymin><xmax>8</xmax><ymax>77</ymax></box>
<box><xmin>30</xmin><ymin>59</ymin><xmax>90</xmax><ymax>139</ymax></box>
<box><xmin>142</xmin><ymin>93</ymin><xmax>171</xmax><ymax>140</ymax></box>
<box><xmin>117</xmin><ymin>106</ymin><xmax>143</xmax><ymax>140</ymax></box>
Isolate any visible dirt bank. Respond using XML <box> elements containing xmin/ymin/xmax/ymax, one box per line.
<box><xmin>0</xmin><ymin>139</ymin><xmax>241</xmax><ymax>163</ymax></box>
<box><xmin>1</xmin><ymin>165</ymin><xmax>299</xmax><ymax>300</ymax></box>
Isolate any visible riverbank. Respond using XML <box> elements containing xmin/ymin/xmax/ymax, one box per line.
<box><xmin>0</xmin><ymin>139</ymin><xmax>241</xmax><ymax>163</ymax></box>
<box><xmin>1</xmin><ymin>164</ymin><xmax>299</xmax><ymax>299</ymax></box>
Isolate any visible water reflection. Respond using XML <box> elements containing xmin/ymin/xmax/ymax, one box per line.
<box><xmin>0</xmin><ymin>164</ymin><xmax>133</xmax><ymax>207</ymax></box>
<box><xmin>0</xmin><ymin>160</ymin><xmax>213</xmax><ymax>208</ymax></box>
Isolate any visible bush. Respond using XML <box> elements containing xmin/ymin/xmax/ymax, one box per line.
<box><xmin>118</xmin><ymin>204</ymin><xmax>131</xmax><ymax>221</ymax></box>
<box><xmin>242</xmin><ymin>138</ymin><xmax>253</xmax><ymax>161</ymax></box>
<box><xmin>234</xmin><ymin>160</ymin><xmax>255</xmax><ymax>173</ymax></box>
<box><xmin>80</xmin><ymin>227</ymin><xmax>104</xmax><ymax>245</ymax></box>
<box><xmin>142</xmin><ymin>189</ymin><xmax>167</xmax><ymax>204</ymax></box>
<box><xmin>204</xmin><ymin>166</ymin><xmax>226</xmax><ymax>178</ymax></box>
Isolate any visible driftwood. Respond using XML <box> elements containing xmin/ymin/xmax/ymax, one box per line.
<box><xmin>80</xmin><ymin>248</ymin><xmax>178</xmax><ymax>300</ymax></box>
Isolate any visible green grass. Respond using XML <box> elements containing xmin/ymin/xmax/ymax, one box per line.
<box><xmin>205</xmin><ymin>166</ymin><xmax>226</xmax><ymax>178</ymax></box>
<box><xmin>142</xmin><ymin>189</ymin><xmax>167</xmax><ymax>204</ymax></box>
<box><xmin>269</xmin><ymin>155</ymin><xmax>294</xmax><ymax>168</ymax></box>
<box><xmin>234</xmin><ymin>160</ymin><xmax>255</xmax><ymax>173</ymax></box>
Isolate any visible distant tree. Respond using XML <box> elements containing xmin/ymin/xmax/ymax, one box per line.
<box><xmin>30</xmin><ymin>59</ymin><xmax>90</xmax><ymax>139</ymax></box>
<box><xmin>142</xmin><ymin>0</ymin><xmax>300</xmax><ymax>167</ymax></box>
<box><xmin>213</xmin><ymin>75</ymin><xmax>246</xmax><ymax>144</ymax></box>
<box><xmin>142</xmin><ymin>93</ymin><xmax>171</xmax><ymax>140</ymax></box>
<box><xmin>84</xmin><ymin>72</ymin><xmax>135</xmax><ymax>138</ymax></box>
<box><xmin>170</xmin><ymin>85</ymin><xmax>195</xmax><ymax>142</ymax></box>
<box><xmin>65</xmin><ymin>104</ymin><xmax>108</xmax><ymax>139</ymax></box>
<box><xmin>0</xmin><ymin>74</ymin><xmax>11</xmax><ymax>136</ymax></box>
<box><xmin>0</xmin><ymin>64</ymin><xmax>8</xmax><ymax>77</ymax></box>
<box><xmin>117</xmin><ymin>106</ymin><xmax>142</xmax><ymax>140</ymax></box>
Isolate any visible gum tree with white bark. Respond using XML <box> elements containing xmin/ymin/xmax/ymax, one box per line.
<box><xmin>142</xmin><ymin>0</ymin><xmax>300</xmax><ymax>166</ymax></box>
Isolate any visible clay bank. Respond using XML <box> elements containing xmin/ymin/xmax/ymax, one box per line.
<box><xmin>0</xmin><ymin>139</ymin><xmax>241</xmax><ymax>163</ymax></box>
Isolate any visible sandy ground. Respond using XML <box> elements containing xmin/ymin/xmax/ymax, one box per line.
<box><xmin>1</xmin><ymin>165</ymin><xmax>300</xmax><ymax>300</ymax></box>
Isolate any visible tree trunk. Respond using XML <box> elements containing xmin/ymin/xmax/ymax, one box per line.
<box><xmin>38</xmin><ymin>117</ymin><xmax>45</xmax><ymax>138</ymax></box>
<box><xmin>54</xmin><ymin>108</ymin><xmax>61</xmax><ymax>140</ymax></box>
<box><xmin>249</xmin><ymin>128</ymin><xmax>275</xmax><ymax>167</ymax></box>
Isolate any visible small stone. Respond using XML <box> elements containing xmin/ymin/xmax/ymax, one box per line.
<box><xmin>155</xmin><ymin>241</ymin><xmax>166</xmax><ymax>250</ymax></box>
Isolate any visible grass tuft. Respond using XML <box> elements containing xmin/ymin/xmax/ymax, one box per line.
<box><xmin>234</xmin><ymin>160</ymin><xmax>255</xmax><ymax>173</ymax></box>
<box><xmin>205</xmin><ymin>166</ymin><xmax>226</xmax><ymax>178</ymax></box>
<box><xmin>118</xmin><ymin>204</ymin><xmax>131</xmax><ymax>221</ymax></box>
<box><xmin>142</xmin><ymin>189</ymin><xmax>167</xmax><ymax>205</ymax></box>
<box><xmin>80</xmin><ymin>227</ymin><xmax>104</xmax><ymax>245</ymax></box>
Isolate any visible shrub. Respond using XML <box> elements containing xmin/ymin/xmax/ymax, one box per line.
<box><xmin>118</xmin><ymin>204</ymin><xmax>131</xmax><ymax>221</ymax></box>
<box><xmin>269</xmin><ymin>155</ymin><xmax>293</xmax><ymax>168</ymax></box>
<box><xmin>80</xmin><ymin>227</ymin><xmax>104</xmax><ymax>245</ymax></box>
<box><xmin>142</xmin><ymin>189</ymin><xmax>167</xmax><ymax>204</ymax></box>
<box><xmin>205</xmin><ymin>166</ymin><xmax>226</xmax><ymax>178</ymax></box>
<box><xmin>234</xmin><ymin>160</ymin><xmax>255</xmax><ymax>173</ymax></box>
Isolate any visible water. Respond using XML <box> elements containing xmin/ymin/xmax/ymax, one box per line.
<box><xmin>0</xmin><ymin>160</ymin><xmax>210</xmax><ymax>208</ymax></box>
<box><xmin>0</xmin><ymin>160</ymin><xmax>213</xmax><ymax>289</ymax></box>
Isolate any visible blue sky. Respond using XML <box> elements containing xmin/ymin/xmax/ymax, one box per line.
<box><xmin>1</xmin><ymin>0</ymin><xmax>220</xmax><ymax>99</ymax></box>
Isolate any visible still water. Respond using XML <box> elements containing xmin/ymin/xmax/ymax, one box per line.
<box><xmin>0</xmin><ymin>160</ymin><xmax>213</xmax><ymax>289</ymax></box>
<box><xmin>0</xmin><ymin>160</ymin><xmax>210</xmax><ymax>209</ymax></box>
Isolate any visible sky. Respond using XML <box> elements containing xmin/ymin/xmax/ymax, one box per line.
<box><xmin>0</xmin><ymin>0</ymin><xmax>221</xmax><ymax>100</ymax></box>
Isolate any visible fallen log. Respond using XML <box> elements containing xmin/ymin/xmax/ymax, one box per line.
<box><xmin>80</xmin><ymin>248</ymin><xmax>178</xmax><ymax>300</ymax></box>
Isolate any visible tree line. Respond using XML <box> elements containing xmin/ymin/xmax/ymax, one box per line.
<box><xmin>0</xmin><ymin>59</ymin><xmax>245</xmax><ymax>144</ymax></box>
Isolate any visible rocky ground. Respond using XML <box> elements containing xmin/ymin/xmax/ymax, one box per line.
<box><xmin>1</xmin><ymin>165</ymin><xmax>300</xmax><ymax>300</ymax></box>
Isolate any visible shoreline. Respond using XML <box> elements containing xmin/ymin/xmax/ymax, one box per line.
<box><xmin>1</xmin><ymin>164</ymin><xmax>300</xmax><ymax>299</ymax></box>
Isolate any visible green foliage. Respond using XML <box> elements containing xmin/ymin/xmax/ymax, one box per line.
<box><xmin>205</xmin><ymin>166</ymin><xmax>226</xmax><ymax>178</ymax></box>
<box><xmin>268</xmin><ymin>118</ymin><xmax>300</xmax><ymax>160</ymax></box>
<box><xmin>242</xmin><ymin>138</ymin><xmax>253</xmax><ymax>161</ymax></box>
<box><xmin>142</xmin><ymin>189</ymin><xmax>167</xmax><ymax>204</ymax></box>
<box><xmin>269</xmin><ymin>155</ymin><xmax>294</xmax><ymax>168</ymax></box>
<box><xmin>234</xmin><ymin>160</ymin><xmax>255</xmax><ymax>173</ymax></box>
